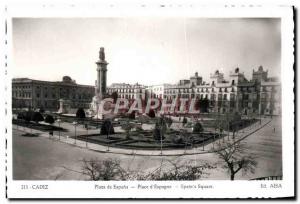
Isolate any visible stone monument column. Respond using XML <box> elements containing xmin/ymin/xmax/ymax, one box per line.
<box><xmin>90</xmin><ymin>47</ymin><xmax>108</xmax><ymax>119</ymax></box>
<box><xmin>96</xmin><ymin>47</ymin><xmax>108</xmax><ymax>100</ymax></box>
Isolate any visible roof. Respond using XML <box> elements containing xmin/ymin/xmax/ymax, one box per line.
<box><xmin>237</xmin><ymin>81</ymin><xmax>256</xmax><ymax>87</ymax></box>
<box><xmin>12</xmin><ymin>77</ymin><xmax>94</xmax><ymax>88</ymax></box>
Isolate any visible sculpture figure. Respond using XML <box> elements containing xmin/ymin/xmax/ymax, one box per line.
<box><xmin>99</xmin><ymin>47</ymin><xmax>105</xmax><ymax>61</ymax></box>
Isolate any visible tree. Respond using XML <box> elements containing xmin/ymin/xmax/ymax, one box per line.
<box><xmin>39</xmin><ymin>107</ymin><xmax>45</xmax><ymax>113</ymax></box>
<box><xmin>147</xmin><ymin>109</ymin><xmax>155</xmax><ymax>118</ymax></box>
<box><xmin>231</xmin><ymin>111</ymin><xmax>241</xmax><ymax>122</ymax></box>
<box><xmin>17</xmin><ymin>112</ymin><xmax>25</xmax><ymax>120</ymax></box>
<box><xmin>100</xmin><ymin>120</ymin><xmax>115</xmax><ymax>138</ymax></box>
<box><xmin>153</xmin><ymin>118</ymin><xmax>166</xmax><ymax>141</ymax></box>
<box><xmin>214</xmin><ymin>142</ymin><xmax>257</xmax><ymax>180</ymax></box>
<box><xmin>195</xmin><ymin>98</ymin><xmax>210</xmax><ymax>113</ymax></box>
<box><xmin>140</xmin><ymin>159</ymin><xmax>215</xmax><ymax>180</ymax></box>
<box><xmin>76</xmin><ymin>108</ymin><xmax>86</xmax><ymax>119</ymax></box>
<box><xmin>128</xmin><ymin>111</ymin><xmax>136</xmax><ymax>119</ymax></box>
<box><xmin>165</xmin><ymin>117</ymin><xmax>173</xmax><ymax>129</ymax></box>
<box><xmin>200</xmin><ymin>98</ymin><xmax>210</xmax><ymax>113</ymax></box>
<box><xmin>81</xmin><ymin>158</ymin><xmax>126</xmax><ymax>181</ymax></box>
<box><xmin>24</xmin><ymin>111</ymin><xmax>34</xmax><ymax>123</ymax></box>
<box><xmin>194</xmin><ymin>99</ymin><xmax>201</xmax><ymax>112</ymax></box>
<box><xmin>121</xmin><ymin>120</ymin><xmax>135</xmax><ymax>140</ymax></box>
<box><xmin>44</xmin><ymin>115</ymin><xmax>55</xmax><ymax>125</ymax></box>
<box><xmin>182</xmin><ymin>117</ymin><xmax>188</xmax><ymax>126</ymax></box>
<box><xmin>193</xmin><ymin>122</ymin><xmax>204</xmax><ymax>133</ymax></box>
<box><xmin>228</xmin><ymin>112</ymin><xmax>242</xmax><ymax>139</ymax></box>
<box><xmin>31</xmin><ymin>112</ymin><xmax>44</xmax><ymax>123</ymax></box>
<box><xmin>111</xmin><ymin>92</ymin><xmax>118</xmax><ymax>103</ymax></box>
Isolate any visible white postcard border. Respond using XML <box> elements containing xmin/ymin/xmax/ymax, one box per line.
<box><xmin>4</xmin><ymin>3</ymin><xmax>295</xmax><ymax>199</ymax></box>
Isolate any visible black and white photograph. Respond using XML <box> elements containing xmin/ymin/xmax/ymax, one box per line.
<box><xmin>4</xmin><ymin>3</ymin><xmax>295</xmax><ymax>199</ymax></box>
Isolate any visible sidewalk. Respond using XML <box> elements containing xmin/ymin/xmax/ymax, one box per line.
<box><xmin>13</xmin><ymin>118</ymin><xmax>272</xmax><ymax>156</ymax></box>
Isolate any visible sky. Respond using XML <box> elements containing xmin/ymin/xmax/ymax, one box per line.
<box><xmin>12</xmin><ymin>18</ymin><xmax>281</xmax><ymax>86</ymax></box>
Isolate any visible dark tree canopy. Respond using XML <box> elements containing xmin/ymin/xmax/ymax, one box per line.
<box><xmin>128</xmin><ymin>111</ymin><xmax>136</xmax><ymax>119</ymax></box>
<box><xmin>193</xmin><ymin>122</ymin><xmax>204</xmax><ymax>133</ymax></box>
<box><xmin>182</xmin><ymin>117</ymin><xmax>188</xmax><ymax>125</ymax></box>
<box><xmin>147</xmin><ymin>109</ymin><xmax>155</xmax><ymax>118</ymax></box>
<box><xmin>228</xmin><ymin>112</ymin><xmax>242</xmax><ymax>132</ymax></box>
<box><xmin>17</xmin><ymin>112</ymin><xmax>25</xmax><ymax>120</ymax></box>
<box><xmin>31</xmin><ymin>112</ymin><xmax>44</xmax><ymax>123</ymax></box>
<box><xmin>76</xmin><ymin>108</ymin><xmax>86</xmax><ymax>119</ymax></box>
<box><xmin>195</xmin><ymin>98</ymin><xmax>210</xmax><ymax>113</ymax></box>
<box><xmin>44</xmin><ymin>115</ymin><xmax>55</xmax><ymax>124</ymax></box>
<box><xmin>39</xmin><ymin>107</ymin><xmax>45</xmax><ymax>113</ymax></box>
<box><xmin>100</xmin><ymin>120</ymin><xmax>115</xmax><ymax>135</ymax></box>
<box><xmin>23</xmin><ymin>111</ymin><xmax>34</xmax><ymax>122</ymax></box>
<box><xmin>111</xmin><ymin>92</ymin><xmax>118</xmax><ymax>103</ymax></box>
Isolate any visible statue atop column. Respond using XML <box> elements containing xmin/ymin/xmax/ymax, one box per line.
<box><xmin>99</xmin><ymin>47</ymin><xmax>105</xmax><ymax>61</ymax></box>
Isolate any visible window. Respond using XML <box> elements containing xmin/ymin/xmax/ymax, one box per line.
<box><xmin>230</xmin><ymin>94</ymin><xmax>235</xmax><ymax>101</ymax></box>
<box><xmin>210</xmin><ymin>94</ymin><xmax>216</xmax><ymax>101</ymax></box>
<box><xmin>232</xmin><ymin>80</ymin><xmax>235</xmax><ymax>85</ymax></box>
<box><xmin>218</xmin><ymin>94</ymin><xmax>222</xmax><ymax>100</ymax></box>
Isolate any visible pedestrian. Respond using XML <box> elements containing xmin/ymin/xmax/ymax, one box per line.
<box><xmin>273</xmin><ymin>127</ymin><xmax>275</xmax><ymax>133</ymax></box>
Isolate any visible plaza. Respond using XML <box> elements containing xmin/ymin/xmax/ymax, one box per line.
<box><xmin>12</xmin><ymin>115</ymin><xmax>281</xmax><ymax>180</ymax></box>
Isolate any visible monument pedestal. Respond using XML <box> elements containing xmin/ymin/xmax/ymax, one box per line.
<box><xmin>58</xmin><ymin>99</ymin><xmax>71</xmax><ymax>114</ymax></box>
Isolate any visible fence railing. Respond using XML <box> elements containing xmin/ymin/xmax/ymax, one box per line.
<box><xmin>250</xmin><ymin>175</ymin><xmax>282</xmax><ymax>180</ymax></box>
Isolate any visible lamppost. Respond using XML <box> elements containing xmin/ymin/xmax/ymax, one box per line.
<box><xmin>85</xmin><ymin>121</ymin><xmax>88</xmax><ymax>148</ymax></box>
<box><xmin>72</xmin><ymin>121</ymin><xmax>78</xmax><ymax>144</ymax></box>
<box><xmin>218</xmin><ymin>125</ymin><xmax>221</xmax><ymax>146</ymax></box>
<box><xmin>160</xmin><ymin>125</ymin><xmax>163</xmax><ymax>155</ymax></box>
<box><xmin>213</xmin><ymin>131</ymin><xmax>215</xmax><ymax>150</ymax></box>
<box><xmin>57</xmin><ymin>118</ymin><xmax>61</xmax><ymax>141</ymax></box>
<box><xmin>227</xmin><ymin>114</ymin><xmax>230</xmax><ymax>141</ymax></box>
<box><xmin>107</xmin><ymin>121</ymin><xmax>111</xmax><ymax>152</ymax></box>
<box><xmin>96</xmin><ymin>101</ymin><xmax>99</xmax><ymax>128</ymax></box>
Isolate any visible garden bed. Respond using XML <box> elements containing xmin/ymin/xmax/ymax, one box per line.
<box><xmin>13</xmin><ymin>119</ymin><xmax>65</xmax><ymax>132</ymax></box>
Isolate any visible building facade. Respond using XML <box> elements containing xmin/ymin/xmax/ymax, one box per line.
<box><xmin>107</xmin><ymin>83</ymin><xmax>147</xmax><ymax>101</ymax></box>
<box><xmin>12</xmin><ymin>76</ymin><xmax>94</xmax><ymax>111</ymax></box>
<box><xmin>106</xmin><ymin>66</ymin><xmax>280</xmax><ymax>116</ymax></box>
<box><xmin>160</xmin><ymin>66</ymin><xmax>281</xmax><ymax>116</ymax></box>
